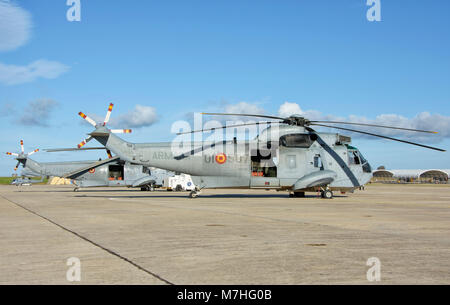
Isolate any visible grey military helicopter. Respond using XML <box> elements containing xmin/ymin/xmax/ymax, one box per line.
<box><xmin>10</xmin><ymin>176</ymin><xmax>45</xmax><ymax>187</ymax></box>
<box><xmin>6</xmin><ymin>140</ymin><xmax>166</xmax><ymax>192</ymax></box>
<box><xmin>71</xmin><ymin>104</ymin><xmax>445</xmax><ymax>198</ymax></box>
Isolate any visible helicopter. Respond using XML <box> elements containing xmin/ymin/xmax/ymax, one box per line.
<box><xmin>6</xmin><ymin>140</ymin><xmax>171</xmax><ymax>192</ymax></box>
<box><xmin>69</xmin><ymin>104</ymin><xmax>444</xmax><ymax>199</ymax></box>
<box><xmin>10</xmin><ymin>176</ymin><xmax>45</xmax><ymax>187</ymax></box>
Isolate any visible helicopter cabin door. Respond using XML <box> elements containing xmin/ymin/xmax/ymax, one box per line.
<box><xmin>108</xmin><ymin>164</ymin><xmax>124</xmax><ymax>181</ymax></box>
<box><xmin>250</xmin><ymin>148</ymin><xmax>280</xmax><ymax>188</ymax></box>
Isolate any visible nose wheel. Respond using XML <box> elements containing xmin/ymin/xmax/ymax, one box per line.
<box><xmin>321</xmin><ymin>190</ymin><xmax>333</xmax><ymax>199</ymax></box>
<box><xmin>189</xmin><ymin>188</ymin><xmax>202</xmax><ymax>198</ymax></box>
<box><xmin>189</xmin><ymin>191</ymin><xmax>200</xmax><ymax>198</ymax></box>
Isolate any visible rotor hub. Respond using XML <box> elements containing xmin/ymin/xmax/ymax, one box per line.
<box><xmin>284</xmin><ymin>116</ymin><xmax>311</xmax><ymax>126</ymax></box>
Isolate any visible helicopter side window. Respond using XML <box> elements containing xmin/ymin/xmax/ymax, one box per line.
<box><xmin>279</xmin><ymin>134</ymin><xmax>314</xmax><ymax>148</ymax></box>
<box><xmin>348</xmin><ymin>151</ymin><xmax>361</xmax><ymax>165</ymax></box>
<box><xmin>314</xmin><ymin>154</ymin><xmax>324</xmax><ymax>170</ymax></box>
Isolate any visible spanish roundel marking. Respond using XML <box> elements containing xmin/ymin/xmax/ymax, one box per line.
<box><xmin>89</xmin><ymin>168</ymin><xmax>95</xmax><ymax>174</ymax></box>
<box><xmin>215</xmin><ymin>153</ymin><xmax>227</xmax><ymax>164</ymax></box>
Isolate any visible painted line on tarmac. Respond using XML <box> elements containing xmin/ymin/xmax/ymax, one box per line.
<box><xmin>0</xmin><ymin>194</ymin><xmax>174</xmax><ymax>285</ymax></box>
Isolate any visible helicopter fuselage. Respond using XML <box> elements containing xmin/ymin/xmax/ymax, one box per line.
<box><xmin>92</xmin><ymin>125</ymin><xmax>373</xmax><ymax>193</ymax></box>
<box><xmin>16</xmin><ymin>157</ymin><xmax>161</xmax><ymax>190</ymax></box>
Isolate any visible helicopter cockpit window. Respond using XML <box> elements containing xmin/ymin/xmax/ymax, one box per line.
<box><xmin>349</xmin><ymin>151</ymin><xmax>361</xmax><ymax>165</ymax></box>
<box><xmin>280</xmin><ymin>134</ymin><xmax>313</xmax><ymax>148</ymax></box>
<box><xmin>359</xmin><ymin>152</ymin><xmax>367</xmax><ymax>165</ymax></box>
<box><xmin>359</xmin><ymin>151</ymin><xmax>372</xmax><ymax>173</ymax></box>
<box><xmin>347</xmin><ymin>145</ymin><xmax>372</xmax><ymax>172</ymax></box>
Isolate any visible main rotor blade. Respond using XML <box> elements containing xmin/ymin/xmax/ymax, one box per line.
<box><xmin>202</xmin><ymin>113</ymin><xmax>285</xmax><ymax>121</ymax></box>
<box><xmin>27</xmin><ymin>149</ymin><xmax>39</xmax><ymax>156</ymax></box>
<box><xmin>14</xmin><ymin>161</ymin><xmax>20</xmax><ymax>171</ymax></box>
<box><xmin>6</xmin><ymin>152</ymin><xmax>19</xmax><ymax>157</ymax></box>
<box><xmin>79</xmin><ymin>112</ymin><xmax>97</xmax><ymax>127</ymax></box>
<box><xmin>311</xmin><ymin>121</ymin><xmax>438</xmax><ymax>134</ymax></box>
<box><xmin>78</xmin><ymin>136</ymin><xmax>93</xmax><ymax>149</ymax></box>
<box><xmin>311</xmin><ymin>123</ymin><xmax>446</xmax><ymax>152</ymax></box>
<box><xmin>111</xmin><ymin>129</ymin><xmax>132</xmax><ymax>134</ymax></box>
<box><xmin>104</xmin><ymin>103</ymin><xmax>114</xmax><ymax>126</ymax></box>
<box><xmin>45</xmin><ymin>147</ymin><xmax>107</xmax><ymax>152</ymax></box>
<box><xmin>20</xmin><ymin>140</ymin><xmax>24</xmax><ymax>153</ymax></box>
<box><xmin>176</xmin><ymin>121</ymin><xmax>282</xmax><ymax>135</ymax></box>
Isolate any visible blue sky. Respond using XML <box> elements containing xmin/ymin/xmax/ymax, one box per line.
<box><xmin>1</xmin><ymin>0</ymin><xmax>450</xmax><ymax>175</ymax></box>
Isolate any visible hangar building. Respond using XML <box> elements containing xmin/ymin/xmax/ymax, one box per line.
<box><xmin>372</xmin><ymin>169</ymin><xmax>450</xmax><ymax>183</ymax></box>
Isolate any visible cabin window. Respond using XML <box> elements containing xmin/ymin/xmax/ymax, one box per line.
<box><xmin>279</xmin><ymin>134</ymin><xmax>314</xmax><ymax>148</ymax></box>
<box><xmin>314</xmin><ymin>154</ymin><xmax>324</xmax><ymax>170</ymax></box>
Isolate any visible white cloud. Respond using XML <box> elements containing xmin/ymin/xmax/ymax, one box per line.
<box><xmin>224</xmin><ymin>102</ymin><xmax>265</xmax><ymax>115</ymax></box>
<box><xmin>192</xmin><ymin>101</ymin><xmax>267</xmax><ymax>124</ymax></box>
<box><xmin>278</xmin><ymin>101</ymin><xmax>325</xmax><ymax>120</ymax></box>
<box><xmin>19</xmin><ymin>99</ymin><xmax>59</xmax><ymax>127</ymax></box>
<box><xmin>278</xmin><ymin>102</ymin><xmax>303</xmax><ymax>117</ymax></box>
<box><xmin>344</xmin><ymin>112</ymin><xmax>450</xmax><ymax>142</ymax></box>
<box><xmin>0</xmin><ymin>3</ymin><xmax>70</xmax><ymax>85</ymax></box>
<box><xmin>111</xmin><ymin>105</ymin><xmax>159</xmax><ymax>128</ymax></box>
<box><xmin>276</xmin><ymin>102</ymin><xmax>450</xmax><ymax>142</ymax></box>
<box><xmin>0</xmin><ymin>0</ymin><xmax>31</xmax><ymax>52</ymax></box>
<box><xmin>0</xmin><ymin>59</ymin><xmax>70</xmax><ymax>85</ymax></box>
<box><xmin>189</xmin><ymin>100</ymin><xmax>449</xmax><ymax>144</ymax></box>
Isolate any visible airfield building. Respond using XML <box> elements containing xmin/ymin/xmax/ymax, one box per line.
<box><xmin>372</xmin><ymin>169</ymin><xmax>450</xmax><ymax>184</ymax></box>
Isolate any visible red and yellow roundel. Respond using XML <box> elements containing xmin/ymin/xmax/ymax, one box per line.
<box><xmin>89</xmin><ymin>168</ymin><xmax>96</xmax><ymax>174</ymax></box>
<box><xmin>215</xmin><ymin>153</ymin><xmax>227</xmax><ymax>164</ymax></box>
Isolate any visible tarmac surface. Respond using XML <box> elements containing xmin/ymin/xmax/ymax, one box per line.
<box><xmin>0</xmin><ymin>183</ymin><xmax>449</xmax><ymax>284</ymax></box>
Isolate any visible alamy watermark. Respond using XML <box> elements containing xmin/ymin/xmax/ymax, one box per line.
<box><xmin>66</xmin><ymin>257</ymin><xmax>81</xmax><ymax>282</ymax></box>
<box><xmin>366</xmin><ymin>257</ymin><xmax>381</xmax><ymax>282</ymax></box>
<box><xmin>65</xmin><ymin>1</ymin><xmax>380</xmax><ymax>23</ymax></box>
<box><xmin>170</xmin><ymin>114</ymin><xmax>280</xmax><ymax>158</ymax></box>
<box><xmin>66</xmin><ymin>0</ymin><xmax>81</xmax><ymax>22</ymax></box>
<box><xmin>367</xmin><ymin>0</ymin><xmax>381</xmax><ymax>22</ymax></box>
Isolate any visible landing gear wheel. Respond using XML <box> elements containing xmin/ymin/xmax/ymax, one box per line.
<box><xmin>321</xmin><ymin>190</ymin><xmax>333</xmax><ymax>199</ymax></box>
<box><xmin>73</xmin><ymin>187</ymin><xmax>79</xmax><ymax>192</ymax></box>
<box><xmin>189</xmin><ymin>191</ymin><xmax>198</xmax><ymax>198</ymax></box>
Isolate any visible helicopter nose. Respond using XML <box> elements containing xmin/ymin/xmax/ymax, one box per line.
<box><xmin>361</xmin><ymin>171</ymin><xmax>373</xmax><ymax>186</ymax></box>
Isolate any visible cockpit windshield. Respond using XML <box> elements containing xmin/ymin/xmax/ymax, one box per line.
<box><xmin>346</xmin><ymin>145</ymin><xmax>371</xmax><ymax>173</ymax></box>
<box><xmin>359</xmin><ymin>151</ymin><xmax>368</xmax><ymax>164</ymax></box>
